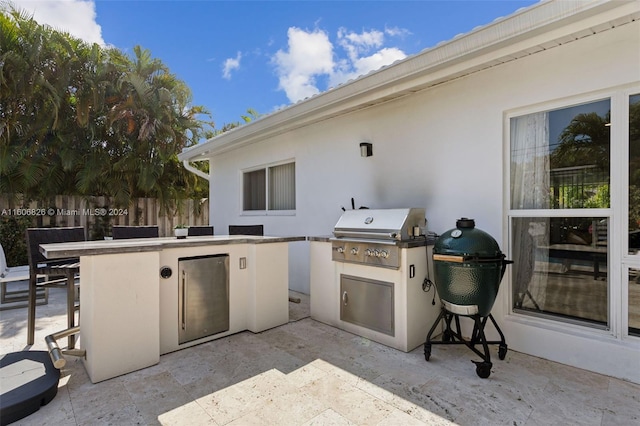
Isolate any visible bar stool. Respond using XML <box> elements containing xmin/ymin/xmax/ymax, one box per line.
<box><xmin>187</xmin><ymin>226</ymin><xmax>214</xmax><ymax>236</ymax></box>
<box><xmin>228</xmin><ymin>225</ymin><xmax>263</xmax><ymax>236</ymax></box>
<box><xmin>26</xmin><ymin>227</ymin><xmax>85</xmax><ymax>348</ymax></box>
<box><xmin>0</xmin><ymin>243</ymin><xmax>48</xmax><ymax>310</ymax></box>
<box><xmin>111</xmin><ymin>225</ymin><xmax>159</xmax><ymax>239</ymax></box>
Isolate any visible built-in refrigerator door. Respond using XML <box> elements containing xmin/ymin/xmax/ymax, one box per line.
<box><xmin>178</xmin><ymin>254</ymin><xmax>229</xmax><ymax>344</ymax></box>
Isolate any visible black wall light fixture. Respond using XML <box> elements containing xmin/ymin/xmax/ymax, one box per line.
<box><xmin>360</xmin><ymin>142</ymin><xmax>373</xmax><ymax>157</ymax></box>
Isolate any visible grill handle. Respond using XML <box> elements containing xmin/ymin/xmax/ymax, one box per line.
<box><xmin>433</xmin><ymin>254</ymin><xmax>465</xmax><ymax>263</ymax></box>
<box><xmin>334</xmin><ymin>230</ymin><xmax>400</xmax><ymax>240</ymax></box>
<box><xmin>433</xmin><ymin>254</ymin><xmax>513</xmax><ymax>264</ymax></box>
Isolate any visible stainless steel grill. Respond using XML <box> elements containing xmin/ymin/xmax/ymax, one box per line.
<box><xmin>331</xmin><ymin>208</ymin><xmax>426</xmax><ymax>269</ymax></box>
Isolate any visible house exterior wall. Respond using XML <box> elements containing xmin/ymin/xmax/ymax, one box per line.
<box><xmin>208</xmin><ymin>21</ymin><xmax>639</xmax><ymax>380</ymax></box>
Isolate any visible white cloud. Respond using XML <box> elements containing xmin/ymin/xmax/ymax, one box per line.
<box><xmin>273</xmin><ymin>27</ymin><xmax>334</xmax><ymax>102</ymax></box>
<box><xmin>337</xmin><ymin>27</ymin><xmax>385</xmax><ymax>63</ymax></box>
<box><xmin>385</xmin><ymin>26</ymin><xmax>412</xmax><ymax>38</ymax></box>
<box><xmin>339</xmin><ymin>27</ymin><xmax>384</xmax><ymax>48</ymax></box>
<box><xmin>9</xmin><ymin>0</ymin><xmax>106</xmax><ymax>45</ymax></box>
<box><xmin>272</xmin><ymin>26</ymin><xmax>407</xmax><ymax>103</ymax></box>
<box><xmin>331</xmin><ymin>47</ymin><xmax>406</xmax><ymax>87</ymax></box>
<box><xmin>222</xmin><ymin>52</ymin><xmax>242</xmax><ymax>80</ymax></box>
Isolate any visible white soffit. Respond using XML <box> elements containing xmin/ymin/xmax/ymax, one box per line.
<box><xmin>179</xmin><ymin>0</ymin><xmax>640</xmax><ymax>162</ymax></box>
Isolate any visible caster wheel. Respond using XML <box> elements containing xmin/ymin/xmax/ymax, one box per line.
<box><xmin>424</xmin><ymin>343</ymin><xmax>431</xmax><ymax>361</ymax></box>
<box><xmin>498</xmin><ymin>344</ymin><xmax>508</xmax><ymax>360</ymax></box>
<box><xmin>474</xmin><ymin>361</ymin><xmax>492</xmax><ymax>378</ymax></box>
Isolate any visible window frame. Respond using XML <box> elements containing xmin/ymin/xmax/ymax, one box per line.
<box><xmin>240</xmin><ymin>159</ymin><xmax>296</xmax><ymax>216</ymax></box>
<box><xmin>504</xmin><ymin>86</ymin><xmax>640</xmax><ymax>341</ymax></box>
<box><xmin>623</xmin><ymin>89</ymin><xmax>640</xmax><ymax>338</ymax></box>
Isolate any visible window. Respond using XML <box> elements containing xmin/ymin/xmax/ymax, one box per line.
<box><xmin>243</xmin><ymin>169</ymin><xmax>266</xmax><ymax>211</ymax></box>
<box><xmin>509</xmin><ymin>99</ymin><xmax>611</xmax><ymax>328</ymax></box>
<box><xmin>629</xmin><ymin>94</ymin><xmax>640</xmax><ymax>255</ymax></box>
<box><xmin>243</xmin><ymin>162</ymin><xmax>295</xmax><ymax>212</ymax></box>
<box><xmin>510</xmin><ymin>99</ymin><xmax>610</xmax><ymax>210</ymax></box>
<box><xmin>512</xmin><ymin>216</ymin><xmax>608</xmax><ymax>326</ymax></box>
<box><xmin>628</xmin><ymin>94</ymin><xmax>640</xmax><ymax>336</ymax></box>
<box><xmin>629</xmin><ymin>267</ymin><xmax>640</xmax><ymax>337</ymax></box>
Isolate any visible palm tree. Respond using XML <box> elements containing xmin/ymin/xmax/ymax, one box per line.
<box><xmin>0</xmin><ymin>8</ymin><xmax>72</xmax><ymax>199</ymax></box>
<box><xmin>551</xmin><ymin>111</ymin><xmax>611</xmax><ymax>170</ymax></box>
<box><xmin>1</xmin><ymin>7</ymin><xmax>212</xmax><ymax>217</ymax></box>
<box><xmin>103</xmin><ymin>46</ymin><xmax>210</xmax><ymax>213</ymax></box>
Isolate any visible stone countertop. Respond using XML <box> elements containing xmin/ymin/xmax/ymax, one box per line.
<box><xmin>307</xmin><ymin>235</ymin><xmax>332</xmax><ymax>242</ymax></box>
<box><xmin>40</xmin><ymin>235</ymin><xmax>306</xmax><ymax>259</ymax></box>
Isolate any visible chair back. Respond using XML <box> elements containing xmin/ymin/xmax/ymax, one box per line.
<box><xmin>25</xmin><ymin>227</ymin><xmax>86</xmax><ymax>269</ymax></box>
<box><xmin>228</xmin><ymin>225</ymin><xmax>264</xmax><ymax>236</ymax></box>
<box><xmin>188</xmin><ymin>226</ymin><xmax>214</xmax><ymax>236</ymax></box>
<box><xmin>112</xmin><ymin>226</ymin><xmax>159</xmax><ymax>239</ymax></box>
<box><xmin>0</xmin><ymin>243</ymin><xmax>7</xmax><ymax>277</ymax></box>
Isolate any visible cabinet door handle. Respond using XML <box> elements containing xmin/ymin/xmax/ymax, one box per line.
<box><xmin>182</xmin><ymin>271</ymin><xmax>187</xmax><ymax>330</ymax></box>
<box><xmin>342</xmin><ymin>291</ymin><xmax>348</xmax><ymax>306</ymax></box>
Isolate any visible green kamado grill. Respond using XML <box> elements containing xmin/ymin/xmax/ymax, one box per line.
<box><xmin>424</xmin><ymin>218</ymin><xmax>513</xmax><ymax>378</ymax></box>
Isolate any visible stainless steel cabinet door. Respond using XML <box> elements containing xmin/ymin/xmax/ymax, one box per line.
<box><xmin>340</xmin><ymin>274</ymin><xmax>394</xmax><ymax>336</ymax></box>
<box><xmin>179</xmin><ymin>255</ymin><xmax>229</xmax><ymax>344</ymax></box>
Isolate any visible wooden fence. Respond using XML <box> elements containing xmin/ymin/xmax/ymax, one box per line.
<box><xmin>0</xmin><ymin>194</ymin><xmax>209</xmax><ymax>239</ymax></box>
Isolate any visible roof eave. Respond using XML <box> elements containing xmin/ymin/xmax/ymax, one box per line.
<box><xmin>178</xmin><ymin>0</ymin><xmax>638</xmax><ymax>162</ymax></box>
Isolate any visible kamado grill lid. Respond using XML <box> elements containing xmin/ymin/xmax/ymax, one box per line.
<box><xmin>434</xmin><ymin>218</ymin><xmax>502</xmax><ymax>258</ymax></box>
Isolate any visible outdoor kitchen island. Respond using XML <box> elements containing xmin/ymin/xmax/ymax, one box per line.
<box><xmin>309</xmin><ymin>208</ymin><xmax>442</xmax><ymax>353</ymax></box>
<box><xmin>39</xmin><ymin>234</ymin><xmax>304</xmax><ymax>383</ymax></box>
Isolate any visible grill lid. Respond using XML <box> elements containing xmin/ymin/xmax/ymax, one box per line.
<box><xmin>433</xmin><ymin>218</ymin><xmax>502</xmax><ymax>258</ymax></box>
<box><xmin>333</xmin><ymin>208</ymin><xmax>425</xmax><ymax>241</ymax></box>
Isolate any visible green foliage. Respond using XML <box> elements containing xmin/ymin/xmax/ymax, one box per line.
<box><xmin>208</xmin><ymin>108</ymin><xmax>262</xmax><ymax>137</ymax></box>
<box><xmin>89</xmin><ymin>204</ymin><xmax>111</xmax><ymax>240</ymax></box>
<box><xmin>551</xmin><ymin>112</ymin><xmax>611</xmax><ymax>170</ymax></box>
<box><xmin>549</xmin><ymin>109</ymin><xmax>611</xmax><ymax>210</ymax></box>
<box><xmin>0</xmin><ymin>215</ymin><xmax>32</xmax><ymax>266</ymax></box>
<box><xmin>553</xmin><ymin>182</ymin><xmax>609</xmax><ymax>209</ymax></box>
<box><xmin>583</xmin><ymin>184</ymin><xmax>610</xmax><ymax>209</ymax></box>
<box><xmin>0</xmin><ymin>5</ymin><xmax>214</xmax><ymax>212</ymax></box>
<box><xmin>630</xmin><ymin>186</ymin><xmax>640</xmax><ymax>230</ymax></box>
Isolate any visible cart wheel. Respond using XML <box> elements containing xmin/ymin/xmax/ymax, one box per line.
<box><xmin>498</xmin><ymin>344</ymin><xmax>508</xmax><ymax>360</ymax></box>
<box><xmin>475</xmin><ymin>361</ymin><xmax>492</xmax><ymax>378</ymax></box>
<box><xmin>442</xmin><ymin>330</ymin><xmax>452</xmax><ymax>342</ymax></box>
<box><xmin>424</xmin><ymin>343</ymin><xmax>431</xmax><ymax>361</ymax></box>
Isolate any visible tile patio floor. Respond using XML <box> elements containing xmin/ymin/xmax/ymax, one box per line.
<box><xmin>1</xmin><ymin>286</ymin><xmax>638</xmax><ymax>425</ymax></box>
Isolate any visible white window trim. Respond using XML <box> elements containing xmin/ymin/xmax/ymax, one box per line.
<box><xmin>240</xmin><ymin>158</ymin><xmax>296</xmax><ymax>216</ymax></box>
<box><xmin>621</xmin><ymin>87</ymin><xmax>640</xmax><ymax>340</ymax></box>
<box><xmin>503</xmin><ymin>84</ymin><xmax>640</xmax><ymax>344</ymax></box>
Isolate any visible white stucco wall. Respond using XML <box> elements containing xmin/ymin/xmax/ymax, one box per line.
<box><xmin>209</xmin><ymin>21</ymin><xmax>639</xmax><ymax>295</ymax></box>
<box><xmin>206</xmin><ymin>21</ymin><xmax>640</xmax><ymax>381</ymax></box>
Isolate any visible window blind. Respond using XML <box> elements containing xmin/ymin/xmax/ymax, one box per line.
<box><xmin>269</xmin><ymin>162</ymin><xmax>295</xmax><ymax>210</ymax></box>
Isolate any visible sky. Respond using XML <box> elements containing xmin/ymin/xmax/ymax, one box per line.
<box><xmin>8</xmin><ymin>0</ymin><xmax>539</xmax><ymax>129</ymax></box>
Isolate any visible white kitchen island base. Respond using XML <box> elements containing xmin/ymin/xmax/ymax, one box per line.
<box><xmin>310</xmin><ymin>238</ymin><xmax>442</xmax><ymax>353</ymax></box>
<box><xmin>80</xmin><ymin>251</ymin><xmax>160</xmax><ymax>383</ymax></box>
<box><xmin>41</xmin><ymin>236</ymin><xmax>301</xmax><ymax>383</ymax></box>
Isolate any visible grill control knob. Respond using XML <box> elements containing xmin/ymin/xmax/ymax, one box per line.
<box><xmin>380</xmin><ymin>250</ymin><xmax>389</xmax><ymax>259</ymax></box>
<box><xmin>336</xmin><ymin>246</ymin><xmax>345</xmax><ymax>254</ymax></box>
<box><xmin>374</xmin><ymin>249</ymin><xmax>381</xmax><ymax>257</ymax></box>
<box><xmin>365</xmin><ymin>249</ymin><xmax>373</xmax><ymax>257</ymax></box>
<box><xmin>350</xmin><ymin>247</ymin><xmax>359</xmax><ymax>255</ymax></box>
